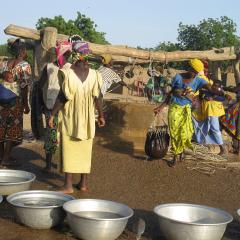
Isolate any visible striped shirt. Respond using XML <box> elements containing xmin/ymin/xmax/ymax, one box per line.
<box><xmin>98</xmin><ymin>66</ymin><xmax>122</xmax><ymax>95</ymax></box>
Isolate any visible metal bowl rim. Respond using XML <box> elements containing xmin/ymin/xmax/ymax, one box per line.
<box><xmin>7</xmin><ymin>190</ymin><xmax>75</xmax><ymax>209</ymax></box>
<box><xmin>0</xmin><ymin>169</ymin><xmax>36</xmax><ymax>186</ymax></box>
<box><xmin>236</xmin><ymin>208</ymin><xmax>240</xmax><ymax>216</ymax></box>
<box><xmin>153</xmin><ymin>203</ymin><xmax>233</xmax><ymax>226</ymax></box>
<box><xmin>63</xmin><ymin>198</ymin><xmax>134</xmax><ymax>221</ymax></box>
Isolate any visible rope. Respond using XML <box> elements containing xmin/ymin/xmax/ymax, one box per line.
<box><xmin>184</xmin><ymin>143</ymin><xmax>229</xmax><ymax>175</ymax></box>
<box><xmin>186</xmin><ymin>143</ymin><xmax>228</xmax><ymax>162</ymax></box>
<box><xmin>149</xmin><ymin>114</ymin><xmax>167</xmax><ymax>129</ymax></box>
<box><xmin>163</xmin><ymin>51</ymin><xmax>168</xmax><ymax>66</ymax></box>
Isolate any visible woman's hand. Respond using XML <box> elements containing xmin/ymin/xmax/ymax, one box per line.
<box><xmin>23</xmin><ymin>104</ymin><xmax>30</xmax><ymax>114</ymax></box>
<box><xmin>48</xmin><ymin>115</ymin><xmax>54</xmax><ymax>128</ymax></box>
<box><xmin>98</xmin><ymin>116</ymin><xmax>105</xmax><ymax>127</ymax></box>
<box><xmin>225</xmin><ymin>94</ymin><xmax>232</xmax><ymax>102</ymax></box>
<box><xmin>205</xmin><ymin>96</ymin><xmax>213</xmax><ymax>101</ymax></box>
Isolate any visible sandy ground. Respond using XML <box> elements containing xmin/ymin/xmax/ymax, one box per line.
<box><xmin>0</xmin><ymin>114</ymin><xmax>239</xmax><ymax>239</ymax></box>
<box><xmin>0</xmin><ymin>135</ymin><xmax>239</xmax><ymax>240</ymax></box>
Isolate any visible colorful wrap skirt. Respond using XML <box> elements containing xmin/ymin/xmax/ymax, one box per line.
<box><xmin>44</xmin><ymin>111</ymin><xmax>58</xmax><ymax>155</ymax></box>
<box><xmin>220</xmin><ymin>102</ymin><xmax>240</xmax><ymax>140</ymax></box>
<box><xmin>168</xmin><ymin>103</ymin><xmax>194</xmax><ymax>155</ymax></box>
<box><xmin>0</xmin><ymin>98</ymin><xmax>23</xmax><ymax>144</ymax></box>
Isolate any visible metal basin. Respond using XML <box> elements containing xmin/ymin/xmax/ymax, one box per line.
<box><xmin>154</xmin><ymin>203</ymin><xmax>233</xmax><ymax>240</ymax></box>
<box><xmin>0</xmin><ymin>170</ymin><xmax>35</xmax><ymax>196</ymax></box>
<box><xmin>63</xmin><ymin>199</ymin><xmax>134</xmax><ymax>240</ymax></box>
<box><xmin>7</xmin><ymin>190</ymin><xmax>75</xmax><ymax>229</ymax></box>
<box><xmin>236</xmin><ymin>208</ymin><xmax>240</xmax><ymax>221</ymax></box>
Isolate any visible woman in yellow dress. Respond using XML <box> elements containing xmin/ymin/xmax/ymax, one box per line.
<box><xmin>191</xmin><ymin>59</ymin><xmax>226</xmax><ymax>155</ymax></box>
<box><xmin>49</xmin><ymin>36</ymin><xmax>105</xmax><ymax>193</ymax></box>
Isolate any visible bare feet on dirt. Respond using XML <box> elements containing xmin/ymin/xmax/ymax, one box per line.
<box><xmin>57</xmin><ymin>186</ymin><xmax>74</xmax><ymax>194</ymax></box>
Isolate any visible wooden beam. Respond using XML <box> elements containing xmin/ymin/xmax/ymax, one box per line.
<box><xmin>4</xmin><ymin>24</ymin><xmax>237</xmax><ymax>62</ymax></box>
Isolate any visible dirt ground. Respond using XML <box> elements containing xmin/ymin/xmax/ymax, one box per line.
<box><xmin>0</xmin><ymin>135</ymin><xmax>240</xmax><ymax>240</ymax></box>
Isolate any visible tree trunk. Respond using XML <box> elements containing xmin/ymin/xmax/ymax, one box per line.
<box><xmin>4</xmin><ymin>24</ymin><xmax>237</xmax><ymax>63</ymax></box>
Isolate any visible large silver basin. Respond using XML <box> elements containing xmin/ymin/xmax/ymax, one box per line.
<box><xmin>7</xmin><ymin>190</ymin><xmax>75</xmax><ymax>229</ymax></box>
<box><xmin>154</xmin><ymin>203</ymin><xmax>233</xmax><ymax>240</ymax></box>
<box><xmin>63</xmin><ymin>199</ymin><xmax>134</xmax><ymax>240</ymax></box>
<box><xmin>0</xmin><ymin>170</ymin><xmax>35</xmax><ymax>196</ymax></box>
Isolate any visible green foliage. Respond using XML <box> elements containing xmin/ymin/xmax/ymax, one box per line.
<box><xmin>178</xmin><ymin>16</ymin><xmax>240</xmax><ymax>50</ymax></box>
<box><xmin>144</xmin><ymin>16</ymin><xmax>240</xmax><ymax>70</ymax></box>
<box><xmin>155</xmin><ymin>41</ymin><xmax>182</xmax><ymax>52</ymax></box>
<box><xmin>36</xmin><ymin>12</ymin><xmax>108</xmax><ymax>44</ymax></box>
<box><xmin>0</xmin><ymin>44</ymin><xmax>33</xmax><ymax>66</ymax></box>
<box><xmin>0</xmin><ymin>44</ymin><xmax>11</xmax><ymax>57</ymax></box>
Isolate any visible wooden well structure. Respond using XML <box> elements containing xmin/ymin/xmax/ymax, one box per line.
<box><xmin>3</xmin><ymin>24</ymin><xmax>238</xmax><ymax>153</ymax></box>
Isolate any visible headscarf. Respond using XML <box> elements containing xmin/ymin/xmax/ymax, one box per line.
<box><xmin>71</xmin><ymin>41</ymin><xmax>90</xmax><ymax>63</ymax></box>
<box><xmin>101</xmin><ymin>54</ymin><xmax>112</xmax><ymax>65</ymax></box>
<box><xmin>8</xmin><ymin>39</ymin><xmax>26</xmax><ymax>57</ymax></box>
<box><xmin>189</xmin><ymin>59</ymin><xmax>204</xmax><ymax>74</ymax></box>
<box><xmin>55</xmin><ymin>40</ymin><xmax>72</xmax><ymax>68</ymax></box>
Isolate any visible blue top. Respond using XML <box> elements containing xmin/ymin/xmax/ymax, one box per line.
<box><xmin>171</xmin><ymin>74</ymin><xmax>208</xmax><ymax>106</ymax></box>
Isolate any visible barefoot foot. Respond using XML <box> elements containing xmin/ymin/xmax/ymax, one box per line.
<box><xmin>74</xmin><ymin>184</ymin><xmax>88</xmax><ymax>192</ymax></box>
<box><xmin>57</xmin><ymin>186</ymin><xmax>74</xmax><ymax>194</ymax></box>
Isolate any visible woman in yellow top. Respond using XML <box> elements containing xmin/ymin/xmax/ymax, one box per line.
<box><xmin>49</xmin><ymin>36</ymin><xmax>105</xmax><ymax>193</ymax></box>
<box><xmin>191</xmin><ymin>59</ymin><xmax>226</xmax><ymax>155</ymax></box>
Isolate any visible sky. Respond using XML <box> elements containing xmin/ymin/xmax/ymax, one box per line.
<box><xmin>1</xmin><ymin>0</ymin><xmax>240</xmax><ymax>48</ymax></box>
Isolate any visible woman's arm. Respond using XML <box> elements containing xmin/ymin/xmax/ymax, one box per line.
<box><xmin>94</xmin><ymin>96</ymin><xmax>105</xmax><ymax>127</ymax></box>
<box><xmin>154</xmin><ymin>89</ymin><xmax>173</xmax><ymax>114</ymax></box>
<box><xmin>21</xmin><ymin>86</ymin><xmax>30</xmax><ymax>114</ymax></box>
<box><xmin>202</xmin><ymin>84</ymin><xmax>224</xmax><ymax>96</ymax></box>
<box><xmin>52</xmin><ymin>89</ymin><xmax>68</xmax><ymax>115</ymax></box>
<box><xmin>48</xmin><ymin>91</ymin><xmax>67</xmax><ymax>128</ymax></box>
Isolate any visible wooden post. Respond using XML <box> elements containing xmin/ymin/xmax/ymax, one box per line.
<box><xmin>33</xmin><ymin>27</ymin><xmax>57</xmax><ymax>81</ymax></box>
<box><xmin>211</xmin><ymin>62</ymin><xmax>222</xmax><ymax>80</ymax></box>
<box><xmin>234</xmin><ymin>60</ymin><xmax>240</xmax><ymax>85</ymax></box>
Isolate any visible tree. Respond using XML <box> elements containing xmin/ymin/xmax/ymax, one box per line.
<box><xmin>0</xmin><ymin>44</ymin><xmax>33</xmax><ymax>65</ymax></box>
<box><xmin>36</xmin><ymin>12</ymin><xmax>108</xmax><ymax>44</ymax></box>
<box><xmin>155</xmin><ymin>41</ymin><xmax>182</xmax><ymax>52</ymax></box>
<box><xmin>178</xmin><ymin>16</ymin><xmax>240</xmax><ymax>50</ymax></box>
<box><xmin>0</xmin><ymin>44</ymin><xmax>11</xmax><ymax>57</ymax></box>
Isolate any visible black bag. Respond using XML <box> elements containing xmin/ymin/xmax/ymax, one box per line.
<box><xmin>145</xmin><ymin>125</ymin><xmax>170</xmax><ymax>159</ymax></box>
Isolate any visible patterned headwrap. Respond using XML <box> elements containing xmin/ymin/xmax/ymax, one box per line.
<box><xmin>69</xmin><ymin>35</ymin><xmax>90</xmax><ymax>63</ymax></box>
<box><xmin>71</xmin><ymin>42</ymin><xmax>90</xmax><ymax>63</ymax></box>
<box><xmin>55</xmin><ymin>40</ymin><xmax>72</xmax><ymax>68</ymax></box>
